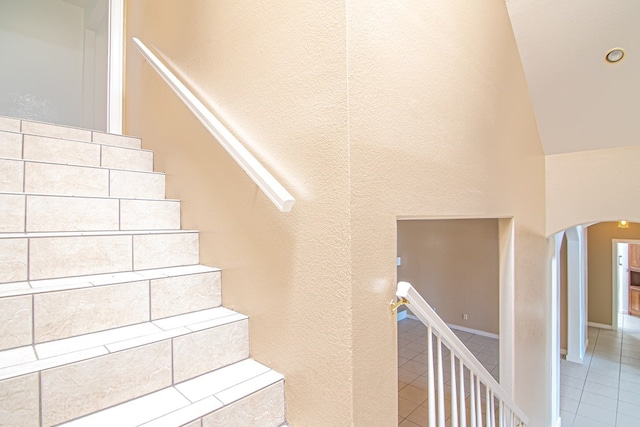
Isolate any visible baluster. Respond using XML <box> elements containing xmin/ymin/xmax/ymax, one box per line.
<box><xmin>499</xmin><ymin>400</ymin><xmax>504</xmax><ymax>427</ymax></box>
<box><xmin>459</xmin><ymin>359</ymin><xmax>467</xmax><ymax>427</ymax></box>
<box><xmin>450</xmin><ymin>351</ymin><xmax>458</xmax><ymax>427</ymax></box>
<box><xmin>469</xmin><ymin>372</ymin><xmax>476</xmax><ymax>427</ymax></box>
<box><xmin>475</xmin><ymin>376</ymin><xmax>482</xmax><ymax>427</ymax></box>
<box><xmin>437</xmin><ymin>335</ymin><xmax>445</xmax><ymax>427</ymax></box>
<box><xmin>485</xmin><ymin>386</ymin><xmax>490</xmax><ymax>427</ymax></box>
<box><xmin>427</xmin><ymin>325</ymin><xmax>435</xmax><ymax>427</ymax></box>
<box><xmin>490</xmin><ymin>391</ymin><xmax>496</xmax><ymax>427</ymax></box>
<box><xmin>510</xmin><ymin>411</ymin><xmax>515</xmax><ymax>427</ymax></box>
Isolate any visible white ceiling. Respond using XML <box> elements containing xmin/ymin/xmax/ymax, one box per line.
<box><xmin>506</xmin><ymin>0</ymin><xmax>640</xmax><ymax>155</ymax></box>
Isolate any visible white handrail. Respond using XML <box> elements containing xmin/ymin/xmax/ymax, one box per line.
<box><xmin>396</xmin><ymin>281</ymin><xmax>529</xmax><ymax>426</ymax></box>
<box><xmin>132</xmin><ymin>37</ymin><xmax>295</xmax><ymax>212</ymax></box>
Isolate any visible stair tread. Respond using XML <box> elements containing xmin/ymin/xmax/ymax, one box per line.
<box><xmin>0</xmin><ymin>229</ymin><xmax>197</xmax><ymax>239</ymax></box>
<box><xmin>58</xmin><ymin>359</ymin><xmax>284</xmax><ymax>427</ymax></box>
<box><xmin>0</xmin><ymin>264</ymin><xmax>219</xmax><ymax>298</ymax></box>
<box><xmin>0</xmin><ymin>306</ymin><xmax>245</xmax><ymax>380</ymax></box>
<box><xmin>0</xmin><ymin>190</ymin><xmax>180</xmax><ymax>203</ymax></box>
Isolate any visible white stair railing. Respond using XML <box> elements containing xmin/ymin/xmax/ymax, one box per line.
<box><xmin>395</xmin><ymin>281</ymin><xmax>528</xmax><ymax>427</ymax></box>
<box><xmin>132</xmin><ymin>38</ymin><xmax>295</xmax><ymax>213</ymax></box>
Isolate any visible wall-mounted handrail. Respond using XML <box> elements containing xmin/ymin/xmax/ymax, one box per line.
<box><xmin>396</xmin><ymin>281</ymin><xmax>529</xmax><ymax>426</ymax></box>
<box><xmin>132</xmin><ymin>37</ymin><xmax>295</xmax><ymax>212</ymax></box>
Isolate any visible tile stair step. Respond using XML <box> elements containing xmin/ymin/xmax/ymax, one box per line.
<box><xmin>0</xmin><ymin>307</ymin><xmax>251</xmax><ymax>426</ymax></box>
<box><xmin>0</xmin><ymin>230</ymin><xmax>200</xmax><ymax>284</ymax></box>
<box><xmin>0</xmin><ymin>192</ymin><xmax>181</xmax><ymax>233</ymax></box>
<box><xmin>58</xmin><ymin>359</ymin><xmax>285</xmax><ymax>427</ymax></box>
<box><xmin>0</xmin><ymin>157</ymin><xmax>165</xmax><ymax>198</ymax></box>
<box><xmin>0</xmin><ymin>131</ymin><xmax>153</xmax><ymax>171</ymax></box>
<box><xmin>0</xmin><ymin>265</ymin><xmax>221</xmax><ymax>351</ymax></box>
<box><xmin>0</xmin><ymin>115</ymin><xmax>142</xmax><ymax>149</ymax></box>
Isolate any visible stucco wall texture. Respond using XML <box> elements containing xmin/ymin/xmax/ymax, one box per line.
<box><xmin>125</xmin><ymin>0</ymin><xmax>548</xmax><ymax>425</ymax></box>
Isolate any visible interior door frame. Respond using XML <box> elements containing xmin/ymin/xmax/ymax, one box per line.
<box><xmin>107</xmin><ymin>0</ymin><xmax>124</xmax><ymax>134</ymax></box>
<box><xmin>612</xmin><ymin>238</ymin><xmax>640</xmax><ymax>330</ymax></box>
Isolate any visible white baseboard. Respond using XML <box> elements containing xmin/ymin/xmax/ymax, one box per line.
<box><xmin>406</xmin><ymin>314</ymin><xmax>499</xmax><ymax>339</ymax></box>
<box><xmin>447</xmin><ymin>323</ymin><xmax>499</xmax><ymax>340</ymax></box>
<box><xmin>588</xmin><ymin>321</ymin><xmax>613</xmax><ymax>330</ymax></box>
<box><xmin>554</xmin><ymin>415</ymin><xmax>562</xmax><ymax>427</ymax></box>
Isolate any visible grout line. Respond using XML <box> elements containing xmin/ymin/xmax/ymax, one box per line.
<box><xmin>171</xmin><ymin>337</ymin><xmax>175</xmax><ymax>386</ymax></box>
<box><xmin>31</xmin><ymin>294</ymin><xmax>35</xmax><ymax>346</ymax></box>
<box><xmin>23</xmin><ymin>194</ymin><xmax>27</xmax><ymax>232</ymax></box>
<box><xmin>26</xmin><ymin>237</ymin><xmax>30</xmax><ymax>282</ymax></box>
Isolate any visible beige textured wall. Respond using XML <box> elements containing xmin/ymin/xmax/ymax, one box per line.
<box><xmin>125</xmin><ymin>1</ymin><xmax>353</xmax><ymax>425</ymax></box>
<box><xmin>347</xmin><ymin>1</ymin><xmax>547</xmax><ymax>424</ymax></box>
<box><xmin>547</xmin><ymin>146</ymin><xmax>640</xmax><ymax>235</ymax></box>
<box><xmin>397</xmin><ymin>219</ymin><xmax>499</xmax><ymax>335</ymax></box>
<box><xmin>125</xmin><ymin>0</ymin><xmax>548</xmax><ymax>425</ymax></box>
<box><xmin>586</xmin><ymin>222</ymin><xmax>640</xmax><ymax>326</ymax></box>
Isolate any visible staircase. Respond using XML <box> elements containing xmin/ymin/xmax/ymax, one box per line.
<box><xmin>0</xmin><ymin>116</ymin><xmax>287</xmax><ymax>426</ymax></box>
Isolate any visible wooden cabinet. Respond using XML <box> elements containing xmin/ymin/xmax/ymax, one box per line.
<box><xmin>630</xmin><ymin>244</ymin><xmax>640</xmax><ymax>269</ymax></box>
<box><xmin>631</xmin><ymin>286</ymin><xmax>640</xmax><ymax>316</ymax></box>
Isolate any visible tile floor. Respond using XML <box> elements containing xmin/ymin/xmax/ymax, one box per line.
<box><xmin>560</xmin><ymin>314</ymin><xmax>640</xmax><ymax>427</ymax></box>
<box><xmin>397</xmin><ymin>317</ymin><xmax>500</xmax><ymax>427</ymax></box>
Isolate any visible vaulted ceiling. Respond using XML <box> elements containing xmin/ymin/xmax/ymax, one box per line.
<box><xmin>506</xmin><ymin>0</ymin><xmax>639</xmax><ymax>155</ymax></box>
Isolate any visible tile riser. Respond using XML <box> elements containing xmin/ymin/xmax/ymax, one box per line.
<box><xmin>0</xmin><ymin>233</ymin><xmax>199</xmax><ymax>284</ymax></box>
<box><xmin>0</xmin><ymin>320</ymin><xmax>250</xmax><ymax>427</ymax></box>
<box><xmin>0</xmin><ymin>194</ymin><xmax>181</xmax><ymax>233</ymax></box>
<box><xmin>0</xmin><ymin>271</ymin><xmax>221</xmax><ymax>350</ymax></box>
<box><xmin>17</xmin><ymin>134</ymin><xmax>153</xmax><ymax>172</ymax></box>
<box><xmin>0</xmin><ymin>270</ymin><xmax>221</xmax><ymax>352</ymax></box>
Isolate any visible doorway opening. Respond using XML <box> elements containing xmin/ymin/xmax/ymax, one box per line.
<box><xmin>396</xmin><ymin>217</ymin><xmax>516</xmax><ymax>425</ymax></box>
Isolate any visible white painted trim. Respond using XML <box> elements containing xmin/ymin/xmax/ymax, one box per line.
<box><xmin>588</xmin><ymin>321</ymin><xmax>613</xmax><ymax>330</ymax></box>
<box><xmin>566</xmin><ymin>226</ymin><xmax>587</xmax><ymax>364</ymax></box>
<box><xmin>498</xmin><ymin>218</ymin><xmax>515</xmax><ymax>396</ymax></box>
<box><xmin>132</xmin><ymin>38</ymin><xmax>295</xmax><ymax>213</ymax></box>
<box><xmin>554</xmin><ymin>416</ymin><xmax>562</xmax><ymax>427</ymax></box>
<box><xmin>107</xmin><ymin>0</ymin><xmax>124</xmax><ymax>134</ymax></box>
<box><xmin>397</xmin><ymin>282</ymin><xmax>529</xmax><ymax>424</ymax></box>
<box><xmin>549</xmin><ymin>231</ymin><xmax>564</xmax><ymax>427</ymax></box>
<box><xmin>447</xmin><ymin>323</ymin><xmax>499</xmax><ymax>340</ymax></box>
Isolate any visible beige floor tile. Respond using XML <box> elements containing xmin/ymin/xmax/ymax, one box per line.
<box><xmin>0</xmin><ymin>194</ymin><xmax>25</xmax><ymax>232</ymax></box>
<box><xmin>0</xmin><ymin>238</ymin><xmax>28</xmax><ymax>283</ymax></box>
<box><xmin>27</xmin><ymin>196</ymin><xmax>119</xmax><ymax>232</ymax></box>
<box><xmin>25</xmin><ymin>162</ymin><xmax>108</xmax><ymax>197</ymax></box>
<box><xmin>29</xmin><ymin>235</ymin><xmax>132</xmax><ymax>280</ymax></box>
<box><xmin>0</xmin><ymin>158</ymin><xmax>24</xmax><ymax>192</ymax></box>
<box><xmin>40</xmin><ymin>341</ymin><xmax>172</xmax><ymax>426</ymax></box>
<box><xmin>34</xmin><ymin>281</ymin><xmax>150</xmax><ymax>342</ymax></box>
<box><xmin>0</xmin><ymin>295</ymin><xmax>32</xmax><ymax>350</ymax></box>
<box><xmin>151</xmin><ymin>272</ymin><xmax>220</xmax><ymax>319</ymax></box>
<box><xmin>0</xmin><ymin>116</ymin><xmax>20</xmax><ymax>132</ymax></box>
<box><xmin>101</xmin><ymin>145</ymin><xmax>153</xmax><ymax>172</ymax></box>
<box><xmin>92</xmin><ymin>132</ymin><xmax>141</xmax><ymax>149</ymax></box>
<box><xmin>0</xmin><ymin>130</ymin><xmax>22</xmax><ymax>158</ymax></box>
<box><xmin>23</xmin><ymin>135</ymin><xmax>100</xmax><ymax>167</ymax></box>
<box><xmin>0</xmin><ymin>373</ymin><xmax>39</xmax><ymax>427</ymax></box>
<box><xmin>22</xmin><ymin>120</ymin><xmax>91</xmax><ymax>142</ymax></box>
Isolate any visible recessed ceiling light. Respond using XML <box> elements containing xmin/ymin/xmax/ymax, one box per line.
<box><xmin>605</xmin><ymin>48</ymin><xmax>625</xmax><ymax>63</ymax></box>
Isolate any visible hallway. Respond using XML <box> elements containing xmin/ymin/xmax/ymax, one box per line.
<box><xmin>560</xmin><ymin>314</ymin><xmax>640</xmax><ymax>426</ymax></box>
